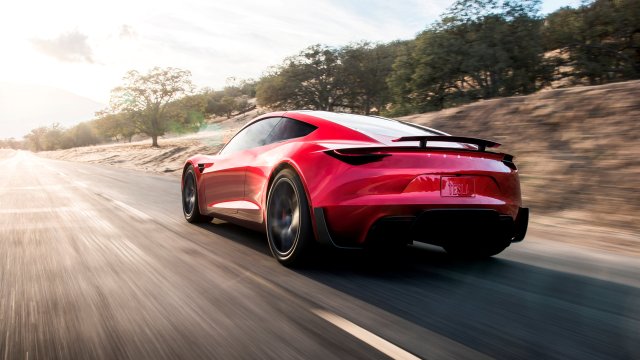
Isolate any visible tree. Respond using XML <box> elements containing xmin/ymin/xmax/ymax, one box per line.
<box><xmin>386</xmin><ymin>41</ymin><xmax>420</xmax><ymax>115</ymax></box>
<box><xmin>165</xmin><ymin>93</ymin><xmax>209</xmax><ymax>133</ymax></box>
<box><xmin>256</xmin><ymin>45</ymin><xmax>346</xmax><ymax>111</ymax></box>
<box><xmin>204</xmin><ymin>82</ymin><xmax>256</xmax><ymax>119</ymax></box>
<box><xmin>108</xmin><ymin>67</ymin><xmax>194</xmax><ymax>147</ymax></box>
<box><xmin>206</xmin><ymin>94</ymin><xmax>235</xmax><ymax>118</ymax></box>
<box><xmin>543</xmin><ymin>0</ymin><xmax>640</xmax><ymax>84</ymax></box>
<box><xmin>43</xmin><ymin>123</ymin><xmax>65</xmax><ymax>150</ymax></box>
<box><xmin>233</xmin><ymin>96</ymin><xmax>253</xmax><ymax>114</ymax></box>
<box><xmin>387</xmin><ymin>0</ymin><xmax>544</xmax><ymax>112</ymax></box>
<box><xmin>0</xmin><ymin>138</ymin><xmax>23</xmax><ymax>150</ymax></box>
<box><xmin>94</xmin><ymin>112</ymin><xmax>137</xmax><ymax>142</ymax></box>
<box><xmin>238</xmin><ymin>79</ymin><xmax>258</xmax><ymax>97</ymax></box>
<box><xmin>23</xmin><ymin>125</ymin><xmax>65</xmax><ymax>151</ymax></box>
<box><xmin>255</xmin><ymin>68</ymin><xmax>303</xmax><ymax>110</ymax></box>
<box><xmin>68</xmin><ymin>122</ymin><xmax>98</xmax><ymax>147</ymax></box>
<box><xmin>24</xmin><ymin>127</ymin><xmax>48</xmax><ymax>152</ymax></box>
<box><xmin>408</xmin><ymin>28</ymin><xmax>469</xmax><ymax>111</ymax></box>
<box><xmin>340</xmin><ymin>42</ymin><xmax>400</xmax><ymax>114</ymax></box>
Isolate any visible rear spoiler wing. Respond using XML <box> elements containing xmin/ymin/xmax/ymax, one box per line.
<box><xmin>392</xmin><ymin>136</ymin><xmax>500</xmax><ymax>152</ymax></box>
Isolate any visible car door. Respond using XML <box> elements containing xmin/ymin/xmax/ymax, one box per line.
<box><xmin>202</xmin><ymin>117</ymin><xmax>282</xmax><ymax>217</ymax></box>
<box><xmin>240</xmin><ymin>117</ymin><xmax>318</xmax><ymax>224</ymax></box>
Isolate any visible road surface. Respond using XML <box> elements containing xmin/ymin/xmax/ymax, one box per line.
<box><xmin>0</xmin><ymin>150</ymin><xmax>639</xmax><ymax>359</ymax></box>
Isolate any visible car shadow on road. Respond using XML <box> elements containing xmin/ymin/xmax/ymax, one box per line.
<box><xmin>297</xmin><ymin>244</ymin><xmax>640</xmax><ymax>359</ymax></box>
<box><xmin>194</xmin><ymin>220</ymin><xmax>273</xmax><ymax>256</ymax></box>
<box><xmin>194</xmin><ymin>220</ymin><xmax>640</xmax><ymax>359</ymax></box>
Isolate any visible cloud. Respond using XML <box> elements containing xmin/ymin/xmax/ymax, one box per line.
<box><xmin>6</xmin><ymin>0</ymin><xmax>461</xmax><ymax>102</ymax></box>
<box><xmin>119</xmin><ymin>24</ymin><xmax>137</xmax><ymax>39</ymax></box>
<box><xmin>31</xmin><ymin>30</ymin><xmax>94</xmax><ymax>63</ymax></box>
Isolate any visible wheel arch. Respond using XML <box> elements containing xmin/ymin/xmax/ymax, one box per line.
<box><xmin>182</xmin><ymin>159</ymin><xmax>208</xmax><ymax>215</ymax></box>
<box><xmin>265</xmin><ymin>161</ymin><xmax>319</xmax><ymax>242</ymax></box>
<box><xmin>181</xmin><ymin>161</ymin><xmax>194</xmax><ymax>181</ymax></box>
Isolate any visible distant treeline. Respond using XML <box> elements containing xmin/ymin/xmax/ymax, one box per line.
<box><xmin>8</xmin><ymin>77</ymin><xmax>257</xmax><ymax>151</ymax></box>
<box><xmin>257</xmin><ymin>0</ymin><xmax>640</xmax><ymax>115</ymax></box>
<box><xmin>3</xmin><ymin>0</ymin><xmax>638</xmax><ymax>151</ymax></box>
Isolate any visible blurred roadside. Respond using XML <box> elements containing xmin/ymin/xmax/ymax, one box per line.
<box><xmin>39</xmin><ymin>80</ymin><xmax>640</xmax><ymax>255</ymax></box>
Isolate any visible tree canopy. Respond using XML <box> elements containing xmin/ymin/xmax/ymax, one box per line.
<box><xmin>386</xmin><ymin>0</ymin><xmax>544</xmax><ymax>113</ymax></box>
<box><xmin>543</xmin><ymin>0</ymin><xmax>640</xmax><ymax>84</ymax></box>
<box><xmin>256</xmin><ymin>42</ymin><xmax>403</xmax><ymax>114</ymax></box>
<box><xmin>108</xmin><ymin>67</ymin><xmax>195</xmax><ymax>147</ymax></box>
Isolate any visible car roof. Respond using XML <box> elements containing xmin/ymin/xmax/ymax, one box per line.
<box><xmin>281</xmin><ymin>110</ymin><xmax>448</xmax><ymax>139</ymax></box>
<box><xmin>248</xmin><ymin>110</ymin><xmax>465</xmax><ymax>149</ymax></box>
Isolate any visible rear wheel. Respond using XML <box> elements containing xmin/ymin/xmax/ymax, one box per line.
<box><xmin>182</xmin><ymin>165</ymin><xmax>213</xmax><ymax>223</ymax></box>
<box><xmin>266</xmin><ymin>169</ymin><xmax>314</xmax><ymax>266</ymax></box>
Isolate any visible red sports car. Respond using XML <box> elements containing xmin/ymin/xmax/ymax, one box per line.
<box><xmin>182</xmin><ymin>111</ymin><xmax>528</xmax><ymax>265</ymax></box>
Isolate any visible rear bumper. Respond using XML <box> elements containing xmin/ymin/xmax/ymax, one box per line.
<box><xmin>313</xmin><ymin>207</ymin><xmax>529</xmax><ymax>248</ymax></box>
<box><xmin>512</xmin><ymin>207</ymin><xmax>529</xmax><ymax>242</ymax></box>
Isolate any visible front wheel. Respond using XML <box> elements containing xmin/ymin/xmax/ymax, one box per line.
<box><xmin>182</xmin><ymin>165</ymin><xmax>213</xmax><ymax>223</ymax></box>
<box><xmin>266</xmin><ymin>169</ymin><xmax>314</xmax><ymax>266</ymax></box>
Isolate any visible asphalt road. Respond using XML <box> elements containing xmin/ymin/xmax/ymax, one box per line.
<box><xmin>0</xmin><ymin>150</ymin><xmax>639</xmax><ymax>359</ymax></box>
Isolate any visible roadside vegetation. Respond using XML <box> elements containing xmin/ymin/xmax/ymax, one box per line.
<box><xmin>2</xmin><ymin>0</ymin><xmax>638</xmax><ymax>151</ymax></box>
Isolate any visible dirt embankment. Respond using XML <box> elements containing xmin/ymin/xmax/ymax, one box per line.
<box><xmin>42</xmin><ymin>81</ymin><xmax>640</xmax><ymax>254</ymax></box>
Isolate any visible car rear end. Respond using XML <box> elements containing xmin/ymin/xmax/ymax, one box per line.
<box><xmin>308</xmin><ymin>145</ymin><xmax>527</xmax><ymax>248</ymax></box>
<box><xmin>291</xmin><ymin>112</ymin><xmax>528</xmax><ymax>252</ymax></box>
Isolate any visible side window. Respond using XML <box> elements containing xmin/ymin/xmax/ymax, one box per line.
<box><xmin>219</xmin><ymin>117</ymin><xmax>282</xmax><ymax>155</ymax></box>
<box><xmin>266</xmin><ymin>117</ymin><xmax>317</xmax><ymax>144</ymax></box>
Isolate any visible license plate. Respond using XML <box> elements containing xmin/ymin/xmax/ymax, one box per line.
<box><xmin>441</xmin><ymin>176</ymin><xmax>475</xmax><ymax>197</ymax></box>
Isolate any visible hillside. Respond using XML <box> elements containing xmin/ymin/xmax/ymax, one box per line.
<box><xmin>40</xmin><ymin>81</ymin><xmax>640</xmax><ymax>254</ymax></box>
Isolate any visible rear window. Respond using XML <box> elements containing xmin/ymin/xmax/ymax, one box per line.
<box><xmin>266</xmin><ymin>117</ymin><xmax>317</xmax><ymax>144</ymax></box>
<box><xmin>313</xmin><ymin>111</ymin><xmax>439</xmax><ymax>138</ymax></box>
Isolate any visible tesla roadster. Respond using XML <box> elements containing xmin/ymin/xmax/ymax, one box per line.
<box><xmin>181</xmin><ymin>111</ymin><xmax>528</xmax><ymax>265</ymax></box>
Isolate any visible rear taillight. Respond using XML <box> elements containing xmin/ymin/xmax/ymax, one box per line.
<box><xmin>325</xmin><ymin>149</ymin><xmax>391</xmax><ymax>165</ymax></box>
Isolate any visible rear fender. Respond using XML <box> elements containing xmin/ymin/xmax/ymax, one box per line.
<box><xmin>264</xmin><ymin>159</ymin><xmax>319</xmax><ymax>237</ymax></box>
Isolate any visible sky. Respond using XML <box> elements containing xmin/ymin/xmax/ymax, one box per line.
<box><xmin>0</xmin><ymin>0</ymin><xmax>580</xmax><ymax>138</ymax></box>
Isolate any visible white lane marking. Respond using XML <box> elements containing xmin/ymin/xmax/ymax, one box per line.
<box><xmin>109</xmin><ymin>198</ymin><xmax>152</xmax><ymax>220</ymax></box>
<box><xmin>312</xmin><ymin>309</ymin><xmax>421</xmax><ymax>360</ymax></box>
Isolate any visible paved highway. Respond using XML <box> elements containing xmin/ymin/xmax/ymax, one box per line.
<box><xmin>0</xmin><ymin>150</ymin><xmax>639</xmax><ymax>359</ymax></box>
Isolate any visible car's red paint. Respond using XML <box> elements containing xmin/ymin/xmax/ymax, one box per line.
<box><xmin>183</xmin><ymin>110</ymin><xmax>527</xmax><ymax>248</ymax></box>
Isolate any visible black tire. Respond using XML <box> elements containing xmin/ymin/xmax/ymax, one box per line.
<box><xmin>182</xmin><ymin>165</ymin><xmax>213</xmax><ymax>223</ymax></box>
<box><xmin>266</xmin><ymin>169</ymin><xmax>314</xmax><ymax>266</ymax></box>
<box><xmin>444</xmin><ymin>241</ymin><xmax>509</xmax><ymax>260</ymax></box>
